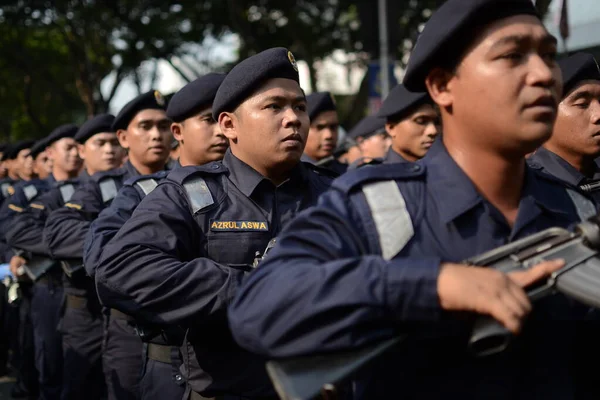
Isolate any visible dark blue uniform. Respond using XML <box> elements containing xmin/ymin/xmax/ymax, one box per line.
<box><xmin>301</xmin><ymin>154</ymin><xmax>346</xmax><ymax>176</ymax></box>
<box><xmin>0</xmin><ymin>178</ymin><xmax>51</xmax><ymax>399</ymax></box>
<box><xmin>44</xmin><ymin>161</ymin><xmax>142</xmax><ymax>400</ymax></box>
<box><xmin>7</xmin><ymin>178</ymin><xmax>79</xmax><ymax>400</ymax></box>
<box><xmin>529</xmin><ymin>147</ymin><xmax>600</xmax><ymax>203</ymax></box>
<box><xmin>85</xmin><ymin>170</ymin><xmax>185</xmax><ymax>400</ymax></box>
<box><xmin>383</xmin><ymin>147</ymin><xmax>408</xmax><ymax>164</ymax></box>
<box><xmin>228</xmin><ymin>140</ymin><xmax>592</xmax><ymax>399</ymax></box>
<box><xmin>95</xmin><ymin>150</ymin><xmax>333</xmax><ymax>398</ymax></box>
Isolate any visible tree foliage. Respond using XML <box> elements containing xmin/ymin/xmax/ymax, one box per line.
<box><xmin>0</xmin><ymin>0</ymin><xmax>555</xmax><ymax>140</ymax></box>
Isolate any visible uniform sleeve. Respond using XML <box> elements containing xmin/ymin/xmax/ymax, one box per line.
<box><xmin>95</xmin><ymin>182</ymin><xmax>245</xmax><ymax>327</ymax></box>
<box><xmin>83</xmin><ymin>185</ymin><xmax>142</xmax><ymax>278</ymax></box>
<box><xmin>228</xmin><ymin>188</ymin><xmax>443</xmax><ymax>358</ymax></box>
<box><xmin>5</xmin><ymin>208</ymin><xmax>49</xmax><ymax>256</ymax></box>
<box><xmin>0</xmin><ymin>188</ymin><xmax>28</xmax><ymax>239</ymax></box>
<box><xmin>44</xmin><ymin>181</ymin><xmax>102</xmax><ymax>259</ymax></box>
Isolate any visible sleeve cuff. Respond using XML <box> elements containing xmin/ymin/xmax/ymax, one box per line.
<box><xmin>385</xmin><ymin>256</ymin><xmax>442</xmax><ymax>322</ymax></box>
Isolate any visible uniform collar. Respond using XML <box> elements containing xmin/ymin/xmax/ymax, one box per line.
<box><xmin>422</xmin><ymin>140</ymin><xmax>571</xmax><ymax>231</ymax></box>
<box><xmin>224</xmin><ymin>149</ymin><xmax>307</xmax><ymax>197</ymax></box>
<box><xmin>528</xmin><ymin>147</ymin><xmax>600</xmax><ymax>187</ymax></box>
<box><xmin>384</xmin><ymin>148</ymin><xmax>408</xmax><ymax>164</ymax></box>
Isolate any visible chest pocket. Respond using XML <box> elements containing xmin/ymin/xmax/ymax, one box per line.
<box><xmin>206</xmin><ymin>230</ymin><xmax>271</xmax><ymax>270</ymax></box>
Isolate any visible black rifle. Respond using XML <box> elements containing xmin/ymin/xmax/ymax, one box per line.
<box><xmin>265</xmin><ymin>215</ymin><xmax>600</xmax><ymax>400</ymax></box>
<box><xmin>579</xmin><ymin>180</ymin><xmax>600</xmax><ymax>193</ymax></box>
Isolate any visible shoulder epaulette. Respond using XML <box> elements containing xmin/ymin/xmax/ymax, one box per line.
<box><xmin>123</xmin><ymin>170</ymin><xmax>169</xmax><ymax>187</ymax></box>
<box><xmin>332</xmin><ymin>162</ymin><xmax>425</xmax><ymax>194</ymax></box>
<box><xmin>166</xmin><ymin>162</ymin><xmax>227</xmax><ymax>185</ymax></box>
<box><xmin>59</xmin><ymin>182</ymin><xmax>76</xmax><ymax>203</ymax></box>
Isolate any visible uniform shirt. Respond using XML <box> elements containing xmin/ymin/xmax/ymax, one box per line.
<box><xmin>228</xmin><ymin>140</ymin><xmax>589</xmax><ymax>399</ymax></box>
<box><xmin>83</xmin><ymin>170</ymin><xmax>169</xmax><ymax>279</ymax></box>
<box><xmin>6</xmin><ymin>178</ymin><xmax>81</xmax><ymax>257</ymax></box>
<box><xmin>44</xmin><ymin>161</ymin><xmax>142</xmax><ymax>297</ymax></box>
<box><xmin>529</xmin><ymin>147</ymin><xmax>600</xmax><ymax>204</ymax></box>
<box><xmin>0</xmin><ymin>177</ymin><xmax>52</xmax><ymax>261</ymax></box>
<box><xmin>383</xmin><ymin>147</ymin><xmax>408</xmax><ymax>164</ymax></box>
<box><xmin>95</xmin><ymin>150</ymin><xmax>333</xmax><ymax>398</ymax></box>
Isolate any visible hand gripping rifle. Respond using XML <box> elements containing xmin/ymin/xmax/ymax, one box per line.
<box><xmin>265</xmin><ymin>215</ymin><xmax>600</xmax><ymax>400</ymax></box>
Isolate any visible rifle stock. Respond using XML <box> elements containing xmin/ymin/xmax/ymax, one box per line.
<box><xmin>265</xmin><ymin>216</ymin><xmax>600</xmax><ymax>398</ymax></box>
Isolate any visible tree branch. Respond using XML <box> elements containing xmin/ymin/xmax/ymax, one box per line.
<box><xmin>166</xmin><ymin>58</ymin><xmax>194</xmax><ymax>83</ymax></box>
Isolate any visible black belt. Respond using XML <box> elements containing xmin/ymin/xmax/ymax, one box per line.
<box><xmin>147</xmin><ymin>343</ymin><xmax>172</xmax><ymax>364</ymax></box>
<box><xmin>66</xmin><ymin>294</ymin><xmax>87</xmax><ymax>309</ymax></box>
<box><xmin>109</xmin><ymin>308</ymin><xmax>134</xmax><ymax>321</ymax></box>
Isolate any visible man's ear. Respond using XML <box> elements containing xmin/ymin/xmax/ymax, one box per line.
<box><xmin>425</xmin><ymin>67</ymin><xmax>454</xmax><ymax>109</ymax></box>
<box><xmin>219</xmin><ymin>111</ymin><xmax>238</xmax><ymax>143</ymax></box>
<box><xmin>77</xmin><ymin>143</ymin><xmax>86</xmax><ymax>161</ymax></box>
<box><xmin>116</xmin><ymin>129</ymin><xmax>129</xmax><ymax>149</ymax></box>
<box><xmin>171</xmin><ymin>122</ymin><xmax>183</xmax><ymax>142</ymax></box>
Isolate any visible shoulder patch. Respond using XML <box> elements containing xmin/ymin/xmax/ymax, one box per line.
<box><xmin>65</xmin><ymin>202</ymin><xmax>82</xmax><ymax>210</ymax></box>
<box><xmin>167</xmin><ymin>162</ymin><xmax>227</xmax><ymax>185</ymax></box>
<box><xmin>363</xmin><ymin>181</ymin><xmax>414</xmax><ymax>260</ymax></box>
<box><xmin>136</xmin><ymin>178</ymin><xmax>159</xmax><ymax>196</ymax></box>
<box><xmin>30</xmin><ymin>203</ymin><xmax>45</xmax><ymax>210</ymax></box>
<box><xmin>183</xmin><ymin>176</ymin><xmax>214</xmax><ymax>214</ymax></box>
<box><xmin>59</xmin><ymin>183</ymin><xmax>76</xmax><ymax>203</ymax></box>
<box><xmin>566</xmin><ymin>188</ymin><xmax>597</xmax><ymax>221</ymax></box>
<box><xmin>7</xmin><ymin>186</ymin><xmax>14</xmax><ymax>196</ymax></box>
<box><xmin>332</xmin><ymin>162</ymin><xmax>425</xmax><ymax>194</ymax></box>
<box><xmin>99</xmin><ymin>178</ymin><xmax>119</xmax><ymax>203</ymax></box>
<box><xmin>8</xmin><ymin>204</ymin><xmax>23</xmax><ymax>213</ymax></box>
<box><xmin>23</xmin><ymin>184</ymin><xmax>38</xmax><ymax>201</ymax></box>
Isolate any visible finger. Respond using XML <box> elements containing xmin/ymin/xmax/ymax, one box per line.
<box><xmin>506</xmin><ymin>283</ymin><xmax>532</xmax><ymax>315</ymax></box>
<box><xmin>487</xmin><ymin>297</ymin><xmax>522</xmax><ymax>334</ymax></box>
<box><xmin>509</xmin><ymin>259</ymin><xmax>565</xmax><ymax>288</ymax></box>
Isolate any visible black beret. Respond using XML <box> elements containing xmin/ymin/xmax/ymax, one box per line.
<box><xmin>75</xmin><ymin>114</ymin><xmax>115</xmax><ymax>144</ymax></box>
<box><xmin>0</xmin><ymin>144</ymin><xmax>11</xmax><ymax>161</ymax></box>
<box><xmin>0</xmin><ymin>144</ymin><xmax>8</xmax><ymax>153</ymax></box>
<box><xmin>112</xmin><ymin>90</ymin><xmax>167</xmax><ymax>131</ymax></box>
<box><xmin>7</xmin><ymin>140</ymin><xmax>35</xmax><ymax>160</ymax></box>
<box><xmin>559</xmin><ymin>52</ymin><xmax>600</xmax><ymax>97</ymax></box>
<box><xmin>347</xmin><ymin>116</ymin><xmax>387</xmax><ymax>140</ymax></box>
<box><xmin>376</xmin><ymin>85</ymin><xmax>432</xmax><ymax>121</ymax></box>
<box><xmin>30</xmin><ymin>138</ymin><xmax>49</xmax><ymax>159</ymax></box>
<box><xmin>167</xmin><ymin>73</ymin><xmax>226</xmax><ymax>122</ymax></box>
<box><xmin>403</xmin><ymin>0</ymin><xmax>539</xmax><ymax>91</ymax></box>
<box><xmin>212</xmin><ymin>47</ymin><xmax>300</xmax><ymax>120</ymax></box>
<box><xmin>307</xmin><ymin>92</ymin><xmax>337</xmax><ymax>121</ymax></box>
<box><xmin>46</xmin><ymin>124</ymin><xmax>78</xmax><ymax>147</ymax></box>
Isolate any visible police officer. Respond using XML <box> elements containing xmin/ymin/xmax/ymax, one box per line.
<box><xmin>7</xmin><ymin>115</ymin><xmax>121</xmax><ymax>400</ymax></box>
<box><xmin>44</xmin><ymin>97</ymin><xmax>171</xmax><ymax>400</ymax></box>
<box><xmin>345</xmin><ymin>116</ymin><xmax>390</xmax><ymax>169</ymax></box>
<box><xmin>302</xmin><ymin>91</ymin><xmax>347</xmax><ymax>174</ymax></box>
<box><xmin>84</xmin><ymin>73</ymin><xmax>226</xmax><ymax>400</ymax></box>
<box><xmin>7</xmin><ymin>115</ymin><xmax>120</xmax><ymax>398</ymax></box>
<box><xmin>375</xmin><ymin>84</ymin><xmax>439</xmax><ymax>163</ymax></box>
<box><xmin>95</xmin><ymin>47</ymin><xmax>334</xmax><ymax>399</ymax></box>
<box><xmin>5</xmin><ymin>125</ymin><xmax>81</xmax><ymax>400</ymax></box>
<box><xmin>228</xmin><ymin>1</ymin><xmax>592</xmax><ymax>398</ymax></box>
<box><xmin>528</xmin><ymin>53</ymin><xmax>600</xmax><ymax>203</ymax></box>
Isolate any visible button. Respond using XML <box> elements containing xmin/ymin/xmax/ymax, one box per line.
<box><xmin>211</xmin><ymin>164</ymin><xmax>220</xmax><ymax>170</ymax></box>
<box><xmin>411</xmin><ymin>164</ymin><xmax>421</xmax><ymax>172</ymax></box>
<box><xmin>175</xmin><ymin>374</ymin><xmax>183</xmax><ymax>382</ymax></box>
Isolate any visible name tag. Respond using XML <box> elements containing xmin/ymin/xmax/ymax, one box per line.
<box><xmin>210</xmin><ymin>220</ymin><xmax>268</xmax><ymax>232</ymax></box>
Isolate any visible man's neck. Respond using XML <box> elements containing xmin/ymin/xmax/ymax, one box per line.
<box><xmin>443</xmin><ymin>135</ymin><xmax>525</xmax><ymax>227</ymax></box>
<box><xmin>8</xmin><ymin>171</ymin><xmax>18</xmax><ymax>180</ymax></box>
<box><xmin>231</xmin><ymin>148</ymin><xmax>293</xmax><ymax>186</ymax></box>
<box><xmin>543</xmin><ymin>143</ymin><xmax>597</xmax><ymax>177</ymax></box>
<box><xmin>129</xmin><ymin>157</ymin><xmax>165</xmax><ymax>175</ymax></box>
<box><xmin>391</xmin><ymin>145</ymin><xmax>418</xmax><ymax>162</ymax></box>
<box><xmin>53</xmin><ymin>168</ymin><xmax>78</xmax><ymax>182</ymax></box>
